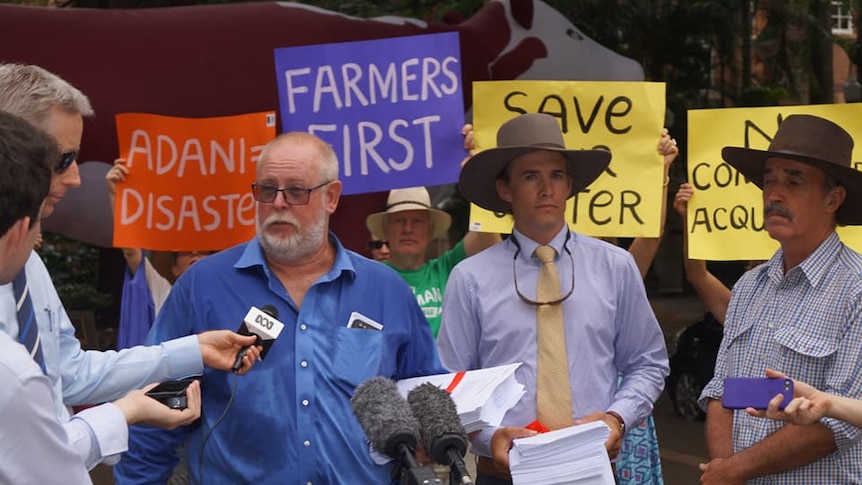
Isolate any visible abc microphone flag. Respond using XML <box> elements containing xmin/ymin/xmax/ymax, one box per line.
<box><xmin>233</xmin><ymin>305</ymin><xmax>284</xmax><ymax>371</ymax></box>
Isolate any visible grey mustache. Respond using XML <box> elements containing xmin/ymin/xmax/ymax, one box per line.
<box><xmin>764</xmin><ymin>202</ymin><xmax>793</xmax><ymax>220</ymax></box>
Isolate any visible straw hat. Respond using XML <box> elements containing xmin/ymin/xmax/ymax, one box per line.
<box><xmin>366</xmin><ymin>187</ymin><xmax>452</xmax><ymax>239</ymax></box>
<box><xmin>458</xmin><ymin>113</ymin><xmax>611</xmax><ymax>213</ymax></box>
<box><xmin>722</xmin><ymin>114</ymin><xmax>862</xmax><ymax>225</ymax></box>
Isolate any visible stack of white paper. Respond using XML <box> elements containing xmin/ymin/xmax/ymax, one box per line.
<box><xmin>509</xmin><ymin>421</ymin><xmax>615</xmax><ymax>485</ymax></box>
<box><xmin>396</xmin><ymin>363</ymin><xmax>525</xmax><ymax>432</ymax></box>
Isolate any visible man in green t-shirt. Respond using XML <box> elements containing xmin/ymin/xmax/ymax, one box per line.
<box><xmin>366</xmin><ymin>186</ymin><xmax>499</xmax><ymax>337</ymax></box>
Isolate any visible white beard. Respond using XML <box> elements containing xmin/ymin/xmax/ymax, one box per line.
<box><xmin>256</xmin><ymin>207</ymin><xmax>327</xmax><ymax>263</ymax></box>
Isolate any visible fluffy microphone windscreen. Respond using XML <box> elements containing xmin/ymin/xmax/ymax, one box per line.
<box><xmin>407</xmin><ymin>382</ymin><xmax>468</xmax><ymax>461</ymax></box>
<box><xmin>350</xmin><ymin>376</ymin><xmax>420</xmax><ymax>458</ymax></box>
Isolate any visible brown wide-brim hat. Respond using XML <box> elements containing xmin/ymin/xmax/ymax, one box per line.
<box><xmin>722</xmin><ymin>114</ymin><xmax>862</xmax><ymax>225</ymax></box>
<box><xmin>366</xmin><ymin>186</ymin><xmax>452</xmax><ymax>240</ymax></box>
<box><xmin>459</xmin><ymin>113</ymin><xmax>612</xmax><ymax>213</ymax></box>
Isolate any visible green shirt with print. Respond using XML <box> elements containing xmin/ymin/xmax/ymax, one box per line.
<box><xmin>387</xmin><ymin>240</ymin><xmax>466</xmax><ymax>337</ymax></box>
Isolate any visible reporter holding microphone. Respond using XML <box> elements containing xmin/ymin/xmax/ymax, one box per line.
<box><xmin>0</xmin><ymin>110</ymin><xmax>207</xmax><ymax>484</ymax></box>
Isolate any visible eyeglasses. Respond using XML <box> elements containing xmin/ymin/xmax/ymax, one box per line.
<box><xmin>251</xmin><ymin>180</ymin><xmax>332</xmax><ymax>205</ymax></box>
<box><xmin>511</xmin><ymin>234</ymin><xmax>575</xmax><ymax>306</ymax></box>
<box><xmin>56</xmin><ymin>150</ymin><xmax>78</xmax><ymax>174</ymax></box>
<box><xmin>367</xmin><ymin>240</ymin><xmax>389</xmax><ymax>250</ymax></box>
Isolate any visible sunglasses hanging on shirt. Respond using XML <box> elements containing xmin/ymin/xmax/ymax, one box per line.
<box><xmin>510</xmin><ymin>232</ymin><xmax>575</xmax><ymax>306</ymax></box>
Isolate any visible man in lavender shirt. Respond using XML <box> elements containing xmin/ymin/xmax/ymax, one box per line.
<box><xmin>437</xmin><ymin>113</ymin><xmax>668</xmax><ymax>484</ymax></box>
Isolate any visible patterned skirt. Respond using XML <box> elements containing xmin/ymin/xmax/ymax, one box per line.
<box><xmin>616</xmin><ymin>415</ymin><xmax>663</xmax><ymax>484</ymax></box>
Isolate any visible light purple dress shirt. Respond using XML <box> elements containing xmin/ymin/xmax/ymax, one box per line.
<box><xmin>437</xmin><ymin>227</ymin><xmax>668</xmax><ymax>458</ymax></box>
<box><xmin>0</xmin><ymin>251</ymin><xmax>203</xmax><ymax>422</ymax></box>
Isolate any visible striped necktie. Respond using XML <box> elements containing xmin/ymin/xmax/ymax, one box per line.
<box><xmin>534</xmin><ymin>245</ymin><xmax>574</xmax><ymax>429</ymax></box>
<box><xmin>13</xmin><ymin>269</ymin><xmax>45</xmax><ymax>374</ymax></box>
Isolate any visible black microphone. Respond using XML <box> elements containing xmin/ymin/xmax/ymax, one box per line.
<box><xmin>232</xmin><ymin>305</ymin><xmax>282</xmax><ymax>372</ymax></box>
<box><xmin>407</xmin><ymin>383</ymin><xmax>473</xmax><ymax>485</ymax></box>
<box><xmin>350</xmin><ymin>377</ymin><xmax>442</xmax><ymax>485</ymax></box>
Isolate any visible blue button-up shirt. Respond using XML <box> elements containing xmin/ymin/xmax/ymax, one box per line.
<box><xmin>437</xmin><ymin>227</ymin><xmax>668</xmax><ymax>458</ymax></box>
<box><xmin>700</xmin><ymin>232</ymin><xmax>862</xmax><ymax>483</ymax></box>
<box><xmin>116</xmin><ymin>234</ymin><xmax>444</xmax><ymax>485</ymax></box>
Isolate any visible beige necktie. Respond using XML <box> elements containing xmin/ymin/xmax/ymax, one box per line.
<box><xmin>534</xmin><ymin>245</ymin><xmax>574</xmax><ymax>429</ymax></box>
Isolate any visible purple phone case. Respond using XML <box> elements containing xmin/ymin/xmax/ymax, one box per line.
<box><xmin>722</xmin><ymin>377</ymin><xmax>793</xmax><ymax>410</ymax></box>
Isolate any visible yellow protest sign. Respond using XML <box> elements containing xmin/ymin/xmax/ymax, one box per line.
<box><xmin>687</xmin><ymin>104</ymin><xmax>862</xmax><ymax>260</ymax></box>
<box><xmin>468</xmin><ymin>81</ymin><xmax>666</xmax><ymax>237</ymax></box>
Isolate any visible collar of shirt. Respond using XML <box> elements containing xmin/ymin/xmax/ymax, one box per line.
<box><xmin>766</xmin><ymin>232</ymin><xmax>841</xmax><ymax>288</ymax></box>
<box><xmin>233</xmin><ymin>232</ymin><xmax>358</xmax><ymax>284</ymax></box>
<box><xmin>510</xmin><ymin>226</ymin><xmax>570</xmax><ymax>264</ymax></box>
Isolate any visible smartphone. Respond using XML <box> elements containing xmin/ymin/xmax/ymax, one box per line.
<box><xmin>145</xmin><ymin>378</ymin><xmax>196</xmax><ymax>410</ymax></box>
<box><xmin>722</xmin><ymin>377</ymin><xmax>793</xmax><ymax>410</ymax></box>
<box><xmin>346</xmin><ymin>311</ymin><xmax>383</xmax><ymax>331</ymax></box>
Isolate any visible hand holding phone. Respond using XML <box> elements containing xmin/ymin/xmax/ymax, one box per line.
<box><xmin>145</xmin><ymin>378</ymin><xmax>197</xmax><ymax>410</ymax></box>
<box><xmin>723</xmin><ymin>377</ymin><xmax>794</xmax><ymax>410</ymax></box>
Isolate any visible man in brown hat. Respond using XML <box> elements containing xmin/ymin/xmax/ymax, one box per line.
<box><xmin>437</xmin><ymin>113</ymin><xmax>669</xmax><ymax>483</ymax></box>
<box><xmin>366</xmin><ymin>186</ymin><xmax>500</xmax><ymax>337</ymax></box>
<box><xmin>698</xmin><ymin>114</ymin><xmax>862</xmax><ymax>484</ymax></box>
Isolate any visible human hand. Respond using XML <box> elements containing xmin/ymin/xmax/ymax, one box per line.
<box><xmin>673</xmin><ymin>183</ymin><xmax>694</xmax><ymax>218</ymax></box>
<box><xmin>574</xmin><ymin>411</ymin><xmax>623</xmax><ymax>459</ymax></box>
<box><xmin>460</xmin><ymin>123</ymin><xmax>476</xmax><ymax>168</ymax></box>
<box><xmin>34</xmin><ymin>232</ymin><xmax>43</xmax><ymax>250</ymax></box>
<box><xmin>197</xmin><ymin>330</ymin><xmax>261</xmax><ymax>374</ymax></box>
<box><xmin>658</xmin><ymin>128</ymin><xmax>679</xmax><ymax>170</ymax></box>
<box><xmin>745</xmin><ymin>369</ymin><xmax>830</xmax><ymax>426</ymax></box>
<box><xmin>113</xmin><ymin>380</ymin><xmax>201</xmax><ymax>429</ymax></box>
<box><xmin>490</xmin><ymin>426</ymin><xmax>538</xmax><ymax>472</ymax></box>
<box><xmin>413</xmin><ymin>442</ymin><xmax>433</xmax><ymax>465</ymax></box>
<box><xmin>106</xmin><ymin>158</ymin><xmax>129</xmax><ymax>195</ymax></box>
<box><xmin>699</xmin><ymin>457</ymin><xmax>745</xmax><ymax>485</ymax></box>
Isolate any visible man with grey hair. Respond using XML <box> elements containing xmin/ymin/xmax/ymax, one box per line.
<box><xmin>117</xmin><ymin>131</ymin><xmax>443</xmax><ymax>484</ymax></box>
<box><xmin>0</xmin><ymin>63</ymin><xmax>261</xmax><ymax>467</ymax></box>
<box><xmin>0</xmin><ymin>109</ymin><xmax>206</xmax><ymax>484</ymax></box>
<box><xmin>699</xmin><ymin>114</ymin><xmax>862</xmax><ymax>483</ymax></box>
<box><xmin>0</xmin><ymin>63</ymin><xmax>92</xmax><ymax>219</ymax></box>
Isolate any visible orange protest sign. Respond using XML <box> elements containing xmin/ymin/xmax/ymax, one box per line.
<box><xmin>114</xmin><ymin>112</ymin><xmax>276</xmax><ymax>251</ymax></box>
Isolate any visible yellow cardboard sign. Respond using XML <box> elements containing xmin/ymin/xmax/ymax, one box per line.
<box><xmin>469</xmin><ymin>81</ymin><xmax>666</xmax><ymax>237</ymax></box>
<box><xmin>687</xmin><ymin>104</ymin><xmax>862</xmax><ymax>260</ymax></box>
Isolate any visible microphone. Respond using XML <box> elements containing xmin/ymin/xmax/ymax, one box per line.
<box><xmin>407</xmin><ymin>383</ymin><xmax>473</xmax><ymax>485</ymax></box>
<box><xmin>350</xmin><ymin>377</ymin><xmax>442</xmax><ymax>485</ymax></box>
<box><xmin>232</xmin><ymin>305</ymin><xmax>283</xmax><ymax>372</ymax></box>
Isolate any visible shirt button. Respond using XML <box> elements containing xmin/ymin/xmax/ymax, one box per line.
<box><xmin>306</xmin><ymin>482</ymin><xmax>312</xmax><ymax>485</ymax></box>
<box><xmin>300</xmin><ymin>360</ymin><xmax>308</xmax><ymax>368</ymax></box>
<box><xmin>302</xmin><ymin>399</ymin><xmax>309</xmax><ymax>406</ymax></box>
<box><xmin>300</xmin><ymin>324</ymin><xmax>307</xmax><ymax>331</ymax></box>
<box><xmin>304</xmin><ymin>440</ymin><xmax>311</xmax><ymax>447</ymax></box>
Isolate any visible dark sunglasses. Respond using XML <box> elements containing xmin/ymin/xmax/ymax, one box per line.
<box><xmin>367</xmin><ymin>240</ymin><xmax>389</xmax><ymax>250</ymax></box>
<box><xmin>56</xmin><ymin>150</ymin><xmax>79</xmax><ymax>174</ymax></box>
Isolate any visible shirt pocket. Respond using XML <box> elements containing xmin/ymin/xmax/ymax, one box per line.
<box><xmin>333</xmin><ymin>327</ymin><xmax>383</xmax><ymax>388</ymax></box>
<box><xmin>775</xmin><ymin>326</ymin><xmax>840</xmax><ymax>360</ymax></box>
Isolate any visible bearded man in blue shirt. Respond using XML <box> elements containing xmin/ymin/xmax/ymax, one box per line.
<box><xmin>436</xmin><ymin>113</ymin><xmax>669</xmax><ymax>484</ymax></box>
<box><xmin>117</xmin><ymin>131</ymin><xmax>444</xmax><ymax>484</ymax></box>
<box><xmin>699</xmin><ymin>114</ymin><xmax>862</xmax><ymax>484</ymax></box>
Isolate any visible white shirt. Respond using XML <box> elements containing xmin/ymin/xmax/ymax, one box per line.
<box><xmin>143</xmin><ymin>257</ymin><xmax>172</xmax><ymax>315</ymax></box>
<box><xmin>0</xmin><ymin>331</ymin><xmax>129</xmax><ymax>484</ymax></box>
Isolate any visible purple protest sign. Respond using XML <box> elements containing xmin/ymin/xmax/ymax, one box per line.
<box><xmin>274</xmin><ymin>32</ymin><xmax>465</xmax><ymax>195</ymax></box>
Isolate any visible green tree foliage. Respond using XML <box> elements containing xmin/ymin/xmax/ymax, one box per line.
<box><xmin>39</xmin><ymin>233</ymin><xmax>113</xmax><ymax>311</ymax></box>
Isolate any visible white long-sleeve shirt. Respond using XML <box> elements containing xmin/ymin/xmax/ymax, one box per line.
<box><xmin>0</xmin><ymin>331</ymin><xmax>128</xmax><ymax>484</ymax></box>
